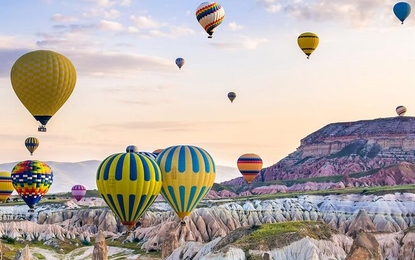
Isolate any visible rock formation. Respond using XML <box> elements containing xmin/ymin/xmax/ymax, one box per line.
<box><xmin>92</xmin><ymin>230</ymin><xmax>108</xmax><ymax>260</ymax></box>
<box><xmin>345</xmin><ymin>231</ymin><xmax>382</xmax><ymax>260</ymax></box>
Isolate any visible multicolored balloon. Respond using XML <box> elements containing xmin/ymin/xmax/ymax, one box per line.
<box><xmin>10</xmin><ymin>50</ymin><xmax>77</xmax><ymax>132</ymax></box>
<box><xmin>96</xmin><ymin>152</ymin><xmax>162</xmax><ymax>230</ymax></box>
<box><xmin>71</xmin><ymin>184</ymin><xmax>87</xmax><ymax>201</ymax></box>
<box><xmin>298</xmin><ymin>32</ymin><xmax>319</xmax><ymax>59</ymax></box>
<box><xmin>237</xmin><ymin>153</ymin><xmax>263</xmax><ymax>184</ymax></box>
<box><xmin>175</xmin><ymin>58</ymin><xmax>185</xmax><ymax>70</ymax></box>
<box><xmin>396</xmin><ymin>105</ymin><xmax>407</xmax><ymax>116</ymax></box>
<box><xmin>393</xmin><ymin>2</ymin><xmax>411</xmax><ymax>24</ymax></box>
<box><xmin>138</xmin><ymin>151</ymin><xmax>158</xmax><ymax>160</ymax></box>
<box><xmin>25</xmin><ymin>137</ymin><xmax>39</xmax><ymax>156</ymax></box>
<box><xmin>156</xmin><ymin>145</ymin><xmax>216</xmax><ymax>224</ymax></box>
<box><xmin>126</xmin><ymin>145</ymin><xmax>138</xmax><ymax>153</ymax></box>
<box><xmin>11</xmin><ymin>160</ymin><xmax>53</xmax><ymax>210</ymax></box>
<box><xmin>196</xmin><ymin>2</ymin><xmax>225</xmax><ymax>38</ymax></box>
<box><xmin>228</xmin><ymin>92</ymin><xmax>236</xmax><ymax>103</ymax></box>
<box><xmin>0</xmin><ymin>172</ymin><xmax>14</xmax><ymax>203</ymax></box>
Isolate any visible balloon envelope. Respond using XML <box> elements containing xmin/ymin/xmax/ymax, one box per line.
<box><xmin>175</xmin><ymin>58</ymin><xmax>185</xmax><ymax>69</ymax></box>
<box><xmin>396</xmin><ymin>106</ymin><xmax>407</xmax><ymax>116</ymax></box>
<box><xmin>393</xmin><ymin>2</ymin><xmax>411</xmax><ymax>24</ymax></box>
<box><xmin>126</xmin><ymin>145</ymin><xmax>138</xmax><ymax>153</ymax></box>
<box><xmin>11</xmin><ymin>160</ymin><xmax>53</xmax><ymax>209</ymax></box>
<box><xmin>0</xmin><ymin>172</ymin><xmax>14</xmax><ymax>203</ymax></box>
<box><xmin>156</xmin><ymin>145</ymin><xmax>216</xmax><ymax>221</ymax></box>
<box><xmin>25</xmin><ymin>137</ymin><xmax>39</xmax><ymax>156</ymax></box>
<box><xmin>96</xmin><ymin>153</ymin><xmax>162</xmax><ymax>230</ymax></box>
<box><xmin>228</xmin><ymin>92</ymin><xmax>236</xmax><ymax>103</ymax></box>
<box><xmin>10</xmin><ymin>50</ymin><xmax>77</xmax><ymax>130</ymax></box>
<box><xmin>153</xmin><ymin>149</ymin><xmax>164</xmax><ymax>156</ymax></box>
<box><xmin>71</xmin><ymin>184</ymin><xmax>87</xmax><ymax>201</ymax></box>
<box><xmin>196</xmin><ymin>2</ymin><xmax>225</xmax><ymax>38</ymax></box>
<box><xmin>237</xmin><ymin>153</ymin><xmax>263</xmax><ymax>184</ymax></box>
<box><xmin>297</xmin><ymin>32</ymin><xmax>319</xmax><ymax>59</ymax></box>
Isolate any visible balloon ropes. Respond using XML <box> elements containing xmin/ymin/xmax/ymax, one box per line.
<box><xmin>25</xmin><ymin>137</ymin><xmax>39</xmax><ymax>156</ymax></box>
<box><xmin>71</xmin><ymin>184</ymin><xmax>87</xmax><ymax>201</ymax></box>
<box><xmin>96</xmin><ymin>152</ymin><xmax>162</xmax><ymax>230</ymax></box>
<box><xmin>297</xmin><ymin>32</ymin><xmax>319</xmax><ymax>59</ymax></box>
<box><xmin>393</xmin><ymin>2</ymin><xmax>411</xmax><ymax>24</ymax></box>
<box><xmin>0</xmin><ymin>172</ymin><xmax>14</xmax><ymax>203</ymax></box>
<box><xmin>10</xmin><ymin>50</ymin><xmax>77</xmax><ymax>132</ymax></box>
<box><xmin>396</xmin><ymin>105</ymin><xmax>407</xmax><ymax>116</ymax></box>
<box><xmin>156</xmin><ymin>145</ymin><xmax>216</xmax><ymax>225</ymax></box>
<box><xmin>228</xmin><ymin>92</ymin><xmax>236</xmax><ymax>103</ymax></box>
<box><xmin>196</xmin><ymin>2</ymin><xmax>225</xmax><ymax>38</ymax></box>
<box><xmin>11</xmin><ymin>160</ymin><xmax>53</xmax><ymax>211</ymax></box>
<box><xmin>237</xmin><ymin>153</ymin><xmax>263</xmax><ymax>184</ymax></box>
<box><xmin>175</xmin><ymin>58</ymin><xmax>185</xmax><ymax>69</ymax></box>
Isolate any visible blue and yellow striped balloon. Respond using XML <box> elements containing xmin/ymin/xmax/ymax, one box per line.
<box><xmin>25</xmin><ymin>137</ymin><xmax>39</xmax><ymax>156</ymax></box>
<box><xmin>96</xmin><ymin>152</ymin><xmax>162</xmax><ymax>230</ymax></box>
<box><xmin>0</xmin><ymin>172</ymin><xmax>14</xmax><ymax>202</ymax></box>
<box><xmin>156</xmin><ymin>145</ymin><xmax>216</xmax><ymax>221</ymax></box>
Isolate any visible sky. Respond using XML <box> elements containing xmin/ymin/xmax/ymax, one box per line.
<box><xmin>0</xmin><ymin>0</ymin><xmax>414</xmax><ymax>182</ymax></box>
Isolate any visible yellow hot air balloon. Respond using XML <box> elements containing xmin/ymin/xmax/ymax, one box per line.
<box><xmin>0</xmin><ymin>172</ymin><xmax>14</xmax><ymax>203</ymax></box>
<box><xmin>25</xmin><ymin>137</ymin><xmax>39</xmax><ymax>156</ymax></box>
<box><xmin>156</xmin><ymin>145</ymin><xmax>216</xmax><ymax>225</ymax></box>
<box><xmin>10</xmin><ymin>50</ymin><xmax>77</xmax><ymax>132</ymax></box>
<box><xmin>297</xmin><ymin>32</ymin><xmax>319</xmax><ymax>59</ymax></box>
<box><xmin>96</xmin><ymin>152</ymin><xmax>162</xmax><ymax>230</ymax></box>
<box><xmin>237</xmin><ymin>153</ymin><xmax>263</xmax><ymax>184</ymax></box>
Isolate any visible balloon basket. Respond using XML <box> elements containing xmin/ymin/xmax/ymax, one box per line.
<box><xmin>38</xmin><ymin>126</ymin><xmax>47</xmax><ymax>132</ymax></box>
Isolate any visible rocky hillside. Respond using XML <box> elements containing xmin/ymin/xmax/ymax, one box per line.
<box><xmin>224</xmin><ymin>116</ymin><xmax>415</xmax><ymax>186</ymax></box>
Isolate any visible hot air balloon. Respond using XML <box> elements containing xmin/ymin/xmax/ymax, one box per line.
<box><xmin>156</xmin><ymin>145</ymin><xmax>216</xmax><ymax>225</ymax></box>
<box><xmin>71</xmin><ymin>184</ymin><xmax>87</xmax><ymax>202</ymax></box>
<box><xmin>298</xmin><ymin>32</ymin><xmax>319</xmax><ymax>59</ymax></box>
<box><xmin>25</xmin><ymin>137</ymin><xmax>39</xmax><ymax>156</ymax></box>
<box><xmin>0</xmin><ymin>172</ymin><xmax>14</xmax><ymax>203</ymax></box>
<box><xmin>196</xmin><ymin>2</ymin><xmax>225</xmax><ymax>38</ymax></box>
<box><xmin>228</xmin><ymin>92</ymin><xmax>236</xmax><ymax>103</ymax></box>
<box><xmin>175</xmin><ymin>58</ymin><xmax>185</xmax><ymax>70</ymax></box>
<box><xmin>237</xmin><ymin>153</ymin><xmax>263</xmax><ymax>184</ymax></box>
<box><xmin>138</xmin><ymin>151</ymin><xmax>158</xmax><ymax>160</ymax></box>
<box><xmin>393</xmin><ymin>2</ymin><xmax>411</xmax><ymax>24</ymax></box>
<box><xmin>10</xmin><ymin>50</ymin><xmax>77</xmax><ymax>132</ymax></box>
<box><xmin>11</xmin><ymin>160</ymin><xmax>53</xmax><ymax>211</ymax></box>
<box><xmin>153</xmin><ymin>149</ymin><xmax>164</xmax><ymax>156</ymax></box>
<box><xmin>396</xmin><ymin>105</ymin><xmax>407</xmax><ymax>116</ymax></box>
<box><xmin>126</xmin><ymin>145</ymin><xmax>138</xmax><ymax>153</ymax></box>
<box><xmin>96</xmin><ymin>152</ymin><xmax>162</xmax><ymax>230</ymax></box>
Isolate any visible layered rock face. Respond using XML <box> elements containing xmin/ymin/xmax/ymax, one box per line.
<box><xmin>255</xmin><ymin>117</ymin><xmax>415</xmax><ymax>182</ymax></box>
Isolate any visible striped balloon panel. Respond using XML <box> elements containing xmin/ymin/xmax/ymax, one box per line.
<box><xmin>196</xmin><ymin>2</ymin><xmax>225</xmax><ymax>35</ymax></box>
<box><xmin>0</xmin><ymin>172</ymin><xmax>14</xmax><ymax>202</ymax></box>
<box><xmin>138</xmin><ymin>151</ymin><xmax>158</xmax><ymax>160</ymax></box>
<box><xmin>237</xmin><ymin>154</ymin><xmax>263</xmax><ymax>183</ymax></box>
<box><xmin>11</xmin><ymin>160</ymin><xmax>53</xmax><ymax>208</ymax></box>
<box><xmin>10</xmin><ymin>50</ymin><xmax>77</xmax><ymax>117</ymax></box>
<box><xmin>71</xmin><ymin>184</ymin><xmax>87</xmax><ymax>201</ymax></box>
<box><xmin>96</xmin><ymin>153</ymin><xmax>162</xmax><ymax>229</ymax></box>
<box><xmin>25</xmin><ymin>137</ymin><xmax>39</xmax><ymax>154</ymax></box>
<box><xmin>297</xmin><ymin>32</ymin><xmax>319</xmax><ymax>56</ymax></box>
<box><xmin>156</xmin><ymin>145</ymin><xmax>216</xmax><ymax>220</ymax></box>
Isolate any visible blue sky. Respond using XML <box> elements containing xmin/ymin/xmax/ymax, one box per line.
<box><xmin>0</xmin><ymin>0</ymin><xmax>414</xmax><ymax>182</ymax></box>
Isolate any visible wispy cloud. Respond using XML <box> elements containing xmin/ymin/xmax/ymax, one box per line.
<box><xmin>51</xmin><ymin>14</ymin><xmax>79</xmax><ymax>23</ymax></box>
<box><xmin>228</xmin><ymin>22</ymin><xmax>244</xmax><ymax>31</ymax></box>
<box><xmin>98</xmin><ymin>20</ymin><xmax>124</xmax><ymax>31</ymax></box>
<box><xmin>256</xmin><ymin>0</ymin><xmax>283</xmax><ymax>13</ymax></box>
<box><xmin>211</xmin><ymin>36</ymin><xmax>268</xmax><ymax>50</ymax></box>
<box><xmin>130</xmin><ymin>15</ymin><xmax>163</xmax><ymax>29</ymax></box>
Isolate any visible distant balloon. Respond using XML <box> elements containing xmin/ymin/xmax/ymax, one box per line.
<box><xmin>126</xmin><ymin>145</ymin><xmax>138</xmax><ymax>153</ymax></box>
<box><xmin>396</xmin><ymin>105</ymin><xmax>407</xmax><ymax>116</ymax></box>
<box><xmin>153</xmin><ymin>149</ymin><xmax>164</xmax><ymax>156</ymax></box>
<box><xmin>196</xmin><ymin>2</ymin><xmax>225</xmax><ymax>38</ymax></box>
<box><xmin>138</xmin><ymin>151</ymin><xmax>158</xmax><ymax>160</ymax></box>
<box><xmin>156</xmin><ymin>145</ymin><xmax>216</xmax><ymax>225</ymax></box>
<box><xmin>175</xmin><ymin>58</ymin><xmax>185</xmax><ymax>70</ymax></box>
<box><xmin>0</xmin><ymin>172</ymin><xmax>14</xmax><ymax>203</ymax></box>
<box><xmin>10</xmin><ymin>50</ymin><xmax>77</xmax><ymax>132</ymax></box>
<box><xmin>71</xmin><ymin>184</ymin><xmax>86</xmax><ymax>201</ymax></box>
<box><xmin>11</xmin><ymin>160</ymin><xmax>53</xmax><ymax>210</ymax></box>
<box><xmin>96</xmin><ymin>152</ymin><xmax>162</xmax><ymax>230</ymax></box>
<box><xmin>237</xmin><ymin>153</ymin><xmax>263</xmax><ymax>184</ymax></box>
<box><xmin>25</xmin><ymin>137</ymin><xmax>39</xmax><ymax>156</ymax></box>
<box><xmin>228</xmin><ymin>92</ymin><xmax>236</xmax><ymax>103</ymax></box>
<box><xmin>393</xmin><ymin>2</ymin><xmax>411</xmax><ymax>24</ymax></box>
<box><xmin>298</xmin><ymin>32</ymin><xmax>319</xmax><ymax>59</ymax></box>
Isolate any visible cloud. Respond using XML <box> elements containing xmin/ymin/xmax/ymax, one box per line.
<box><xmin>211</xmin><ymin>36</ymin><xmax>268</xmax><ymax>50</ymax></box>
<box><xmin>130</xmin><ymin>15</ymin><xmax>162</xmax><ymax>29</ymax></box>
<box><xmin>256</xmin><ymin>0</ymin><xmax>283</xmax><ymax>13</ymax></box>
<box><xmin>98</xmin><ymin>20</ymin><xmax>124</xmax><ymax>31</ymax></box>
<box><xmin>104</xmin><ymin>9</ymin><xmax>120</xmax><ymax>19</ymax></box>
<box><xmin>51</xmin><ymin>14</ymin><xmax>79</xmax><ymax>23</ymax></box>
<box><xmin>228</xmin><ymin>22</ymin><xmax>244</xmax><ymax>31</ymax></box>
